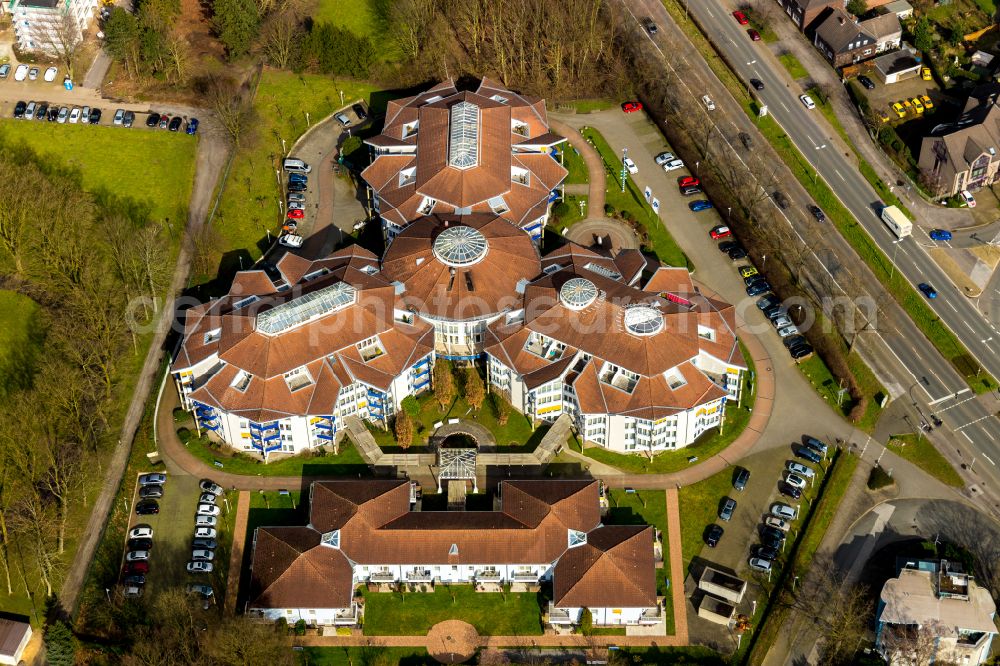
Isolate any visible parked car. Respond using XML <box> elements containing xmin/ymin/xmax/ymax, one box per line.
<box><xmin>44</xmin><ymin>67</ymin><xmax>58</xmax><ymax>82</ymax></box>
<box><xmin>135</xmin><ymin>500</ymin><xmax>159</xmax><ymax>515</ymax></box>
<box><xmin>287</xmin><ymin>182</ymin><xmax>307</xmax><ymax>193</ymax></box>
<box><xmin>918</xmin><ymin>282</ymin><xmax>938</xmax><ymax>299</ymax></box>
<box><xmin>777</xmin><ymin>325</ymin><xmax>799</xmax><ymax>338</ymax></box>
<box><xmin>139</xmin><ymin>485</ymin><xmax>163</xmax><ymax>499</ymax></box>
<box><xmin>198</xmin><ymin>493</ymin><xmax>217</xmax><ymax>505</ymax></box>
<box><xmin>785</xmin><ymin>473</ymin><xmax>807</xmax><ymax>489</ymax></box>
<box><xmin>621</xmin><ymin>101</ymin><xmax>642</xmax><ymax>113</ymax></box>
<box><xmin>733</xmin><ymin>467</ymin><xmax>750</xmax><ymax>491</ymax></box>
<box><xmin>689</xmin><ymin>200</ymin><xmax>713</xmax><ymax>212</ymax></box>
<box><xmin>192</xmin><ymin>537</ymin><xmax>217</xmax><ymax>550</ymax></box>
<box><xmin>728</xmin><ymin>246</ymin><xmax>748</xmax><ymax>260</ymax></box>
<box><xmin>80</xmin><ymin>105</ymin><xmax>90</xmax><ymax>124</ymax></box>
<box><xmin>352</xmin><ymin>103</ymin><xmax>368</xmax><ymax>121</ymax></box>
<box><xmin>0</xmin><ymin>64</ymin><xmax>10</xmax><ymax>79</ymax></box>
<box><xmin>960</xmin><ymin>190</ymin><xmax>976</xmax><ymax>207</ymax></box>
<box><xmin>804</xmin><ymin>436</ymin><xmax>828</xmax><ymax>456</ymax></box>
<box><xmin>288</xmin><ymin>201</ymin><xmax>305</xmax><ymax>211</ymax></box>
<box><xmin>920</xmin><ymin>94</ymin><xmax>933</xmax><ymax>110</ymax></box>
<box><xmin>28</xmin><ymin>67</ymin><xmax>39</xmax><ymax>81</ymax></box>
<box><xmin>623</xmin><ymin>157</ymin><xmax>638</xmax><ymax>174</ymax></box>
<box><xmin>705</xmin><ymin>524</ymin><xmax>724</xmax><ymax>547</ymax></box>
<box><xmin>732</xmin><ymin>9</ymin><xmax>749</xmax><ymax>24</ymax></box>
<box><xmin>195</xmin><ymin>515</ymin><xmax>218</xmax><ymax>528</ymax></box>
<box><xmin>128</xmin><ymin>538</ymin><xmax>152</xmax><ymax>551</ymax></box>
<box><xmin>795</xmin><ymin>446</ymin><xmax>822</xmax><ymax>464</ymax></box>
<box><xmin>185</xmin><ymin>118</ymin><xmax>199</xmax><ymax>134</ymax></box>
<box><xmin>773</xmin><ymin>190</ymin><xmax>790</xmax><ymax>210</ymax></box>
<box><xmin>123</xmin><ymin>584</ymin><xmax>143</xmax><ymax>598</ymax></box>
<box><xmin>191</xmin><ymin>549</ymin><xmax>215</xmax><ymax>561</ymax></box>
<box><xmin>719</xmin><ymin>241</ymin><xmax>740</xmax><ymax>254</ymax></box>
<box><xmin>114</xmin><ymin>109</ymin><xmax>126</xmax><ymax>126</ymax></box>
<box><xmin>754</xmin><ymin>544</ymin><xmax>779</xmax><ymax>561</ymax></box>
<box><xmin>739</xmin><ymin>132</ymin><xmax>753</xmax><ymax>150</ymax></box>
<box><xmin>786</xmin><ymin>461</ymin><xmax>815</xmax><ymax>478</ymax></box>
<box><xmin>186</xmin><ymin>583</ymin><xmax>214</xmax><ymax>598</ymax></box>
<box><xmin>187</xmin><ymin>561</ymin><xmax>213</xmax><ymax>573</ymax></box>
<box><xmin>287</xmin><ymin>192</ymin><xmax>305</xmax><ymax>203</ymax></box>
<box><xmin>890</xmin><ymin>101</ymin><xmax>905</xmax><ymax>118</ymax></box>
<box><xmin>123</xmin><ymin>111</ymin><xmax>135</xmax><ymax>127</ymax></box>
<box><xmin>125</xmin><ymin>550</ymin><xmax>149</xmax><ymax>562</ymax></box>
<box><xmin>14</xmin><ymin>101</ymin><xmax>28</xmax><ymax>119</ymax></box>
<box><xmin>746</xmin><ymin>282</ymin><xmax>771</xmax><ymax>297</ymax></box>
<box><xmin>799</xmin><ymin>94</ymin><xmax>816</xmax><ymax>110</ymax></box>
<box><xmin>719</xmin><ymin>497</ymin><xmax>737</xmax><ymax>521</ymax></box>
<box><xmin>146</xmin><ymin>113</ymin><xmax>160</xmax><ymax>128</ymax></box>
<box><xmin>125</xmin><ymin>561</ymin><xmax>149</xmax><ymax>575</ymax></box>
<box><xmin>139</xmin><ymin>473</ymin><xmax>166</xmax><ymax>486</ymax></box>
<box><xmin>702</xmin><ymin>95</ymin><xmax>715</xmax><ymax>111</ymax></box>
<box><xmin>771</xmin><ymin>503</ymin><xmax>797</xmax><ymax>520</ymax></box>
<box><xmin>857</xmin><ymin>75</ymin><xmax>875</xmax><ymax>90</ymax></box>
<box><xmin>710</xmin><ymin>226</ymin><xmax>731</xmax><ymax>240</ymax></box>
<box><xmin>47</xmin><ymin>106</ymin><xmax>58</xmax><ymax>122</ymax></box>
<box><xmin>129</xmin><ymin>525</ymin><xmax>153</xmax><ymax>539</ymax></box>
<box><xmin>654</xmin><ymin>152</ymin><xmax>675</xmax><ymax>166</ymax></box>
<box><xmin>288</xmin><ymin>172</ymin><xmax>308</xmax><ymax>183</ymax></box>
<box><xmin>748</xmin><ymin>557</ymin><xmax>772</xmax><ymax>573</ymax></box>
<box><xmin>194</xmin><ymin>527</ymin><xmax>217</xmax><ymax>539</ymax></box>
<box><xmin>56</xmin><ymin>106</ymin><xmax>69</xmax><ymax>123</ymax></box>
<box><xmin>122</xmin><ymin>574</ymin><xmax>146</xmax><ymax>586</ymax></box>
<box><xmin>168</xmin><ymin>116</ymin><xmax>182</xmax><ymax>132</ymax></box>
<box><xmin>678</xmin><ymin>175</ymin><xmax>700</xmax><ymax>188</ymax></box>
<box><xmin>757</xmin><ymin>294</ymin><xmax>779</xmax><ymax>310</ymax></box>
<box><xmin>790</xmin><ymin>344</ymin><xmax>813</xmax><ymax>360</ymax></box>
<box><xmin>779</xmin><ymin>482</ymin><xmax>802</xmax><ymax>500</ymax></box>
<box><xmin>200</xmin><ymin>480</ymin><xmax>224</xmax><ymax>496</ymax></box>
<box><xmin>929</xmin><ymin>229</ymin><xmax>952</xmax><ymax>241</ymax></box>
<box><xmin>13</xmin><ymin>65</ymin><xmax>29</xmax><ymax>81</ymax></box>
<box><xmin>23</xmin><ymin>101</ymin><xmax>36</xmax><ymax>119</ymax></box>
<box><xmin>662</xmin><ymin>159</ymin><xmax>684</xmax><ymax>171</ymax></box>
<box><xmin>35</xmin><ymin>103</ymin><xmax>48</xmax><ymax>120</ymax></box>
<box><xmin>157</xmin><ymin>115</ymin><xmax>169</xmax><ymax>129</ymax></box>
<box><xmin>196</xmin><ymin>504</ymin><xmax>220</xmax><ymax>517</ymax></box>
<box><xmin>771</xmin><ymin>315</ymin><xmax>792</xmax><ymax>328</ymax></box>
<box><xmin>279</xmin><ymin>233</ymin><xmax>304</xmax><ymax>248</ymax></box>
<box><xmin>808</xmin><ymin>205</ymin><xmax>825</xmax><ymax>222</ymax></box>
<box><xmin>334</xmin><ymin>112</ymin><xmax>351</xmax><ymax>127</ymax></box>
<box><xmin>739</xmin><ymin>266</ymin><xmax>758</xmax><ymax>279</ymax></box>
<box><xmin>765</xmin><ymin>516</ymin><xmax>790</xmax><ymax>532</ymax></box>
<box><xmin>287</xmin><ymin>208</ymin><xmax>305</xmax><ymax>219</ymax></box>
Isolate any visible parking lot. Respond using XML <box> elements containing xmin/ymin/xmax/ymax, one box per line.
<box><xmin>121</xmin><ymin>473</ymin><xmax>236</xmax><ymax>607</ymax></box>
<box><xmin>853</xmin><ymin>72</ymin><xmax>945</xmax><ymax>124</ymax></box>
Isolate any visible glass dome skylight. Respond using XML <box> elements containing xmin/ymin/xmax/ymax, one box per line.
<box><xmin>559</xmin><ymin>278</ymin><xmax>598</xmax><ymax>310</ymax></box>
<box><xmin>623</xmin><ymin>304</ymin><xmax>664</xmax><ymax>336</ymax></box>
<box><xmin>432</xmin><ymin>225</ymin><xmax>489</xmax><ymax>267</ymax></box>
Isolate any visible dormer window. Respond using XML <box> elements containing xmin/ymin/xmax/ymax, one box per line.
<box><xmin>697</xmin><ymin>325</ymin><xmax>716</xmax><ymax>342</ymax></box>
<box><xmin>231</xmin><ymin>370</ymin><xmax>252</xmax><ymax>392</ymax></box>
<box><xmin>321</xmin><ymin>530</ymin><xmax>340</xmax><ymax>548</ymax></box>
<box><xmin>283</xmin><ymin>366</ymin><xmax>313</xmax><ymax>392</ymax></box>
<box><xmin>398</xmin><ymin>166</ymin><xmax>416</xmax><ymax>187</ymax></box>
<box><xmin>449</xmin><ymin>543</ymin><xmax>458</xmax><ymax>555</ymax></box>
<box><xmin>511</xmin><ymin>120</ymin><xmax>529</xmax><ymax>137</ymax></box>
<box><xmin>357</xmin><ymin>335</ymin><xmax>385</xmax><ymax>362</ymax></box>
<box><xmin>511</xmin><ymin>167</ymin><xmax>530</xmax><ymax>185</ymax></box>
<box><xmin>303</xmin><ymin>268</ymin><xmax>329</xmax><ymax>282</ymax></box>
<box><xmin>418</xmin><ymin>196</ymin><xmax>436</xmax><ymax>215</ymax></box>
<box><xmin>402</xmin><ymin>121</ymin><xmax>419</xmax><ymax>138</ymax></box>
<box><xmin>490</xmin><ymin>94</ymin><xmax>509</xmax><ymax>104</ymax></box>
<box><xmin>360</xmin><ymin>264</ymin><xmax>378</xmax><ymax>275</ymax></box>
<box><xmin>233</xmin><ymin>295</ymin><xmax>259</xmax><ymax>310</ymax></box>
<box><xmin>665</xmin><ymin>367</ymin><xmax>687</xmax><ymax>391</ymax></box>
<box><xmin>488</xmin><ymin>195</ymin><xmax>509</xmax><ymax>215</ymax></box>
<box><xmin>204</xmin><ymin>328</ymin><xmax>222</xmax><ymax>344</ymax></box>
<box><xmin>568</xmin><ymin>530</ymin><xmax>587</xmax><ymax>548</ymax></box>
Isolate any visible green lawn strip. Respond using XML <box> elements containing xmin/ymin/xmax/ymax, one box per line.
<box><xmin>208</xmin><ymin>72</ymin><xmax>378</xmax><ymax>280</ymax></box>
<box><xmin>808</xmin><ymin>88</ymin><xmax>852</xmax><ymax>147</ymax></box>
<box><xmin>579</xmin><ymin>126</ymin><xmax>689</xmax><ymax>267</ymax></box>
<box><xmin>361</xmin><ymin>585</ymin><xmax>544</xmax><ymax>636</ymax></box>
<box><xmin>581</xmin><ymin>360</ymin><xmax>755</xmax><ymax>475</ymax></box>
<box><xmin>677</xmin><ymin>467</ymin><xmax>732</xmax><ymax>571</ymax></box>
<box><xmin>563</xmin><ymin>99</ymin><xmax>616</xmax><ymax>114</ymax></box>
<box><xmin>0</xmin><ymin>290</ymin><xmax>41</xmax><ymax>395</ymax></box>
<box><xmin>886</xmin><ymin>433</ymin><xmax>963</xmax><ymax>487</ymax></box>
<box><xmin>0</xmin><ymin>120</ymin><xmax>197</xmax><ymax>225</ymax></box>
<box><xmin>741</xmin><ymin>450</ymin><xmax>859</xmax><ymax>665</ymax></box>
<box><xmin>184</xmin><ymin>432</ymin><xmax>370</xmax><ymax>476</ymax></box>
<box><xmin>551</xmin><ymin>194</ymin><xmax>589</xmax><ymax>230</ymax></box>
<box><xmin>557</xmin><ymin>142</ymin><xmax>590</xmax><ymax>185</ymax></box>
<box><xmin>295</xmin><ymin>647</ymin><xmax>430</xmax><ymax>665</ymax></box>
<box><xmin>367</xmin><ymin>390</ymin><xmax>544</xmax><ymax>452</ymax></box>
<box><xmin>778</xmin><ymin>52</ymin><xmax>809</xmax><ymax>80</ymax></box>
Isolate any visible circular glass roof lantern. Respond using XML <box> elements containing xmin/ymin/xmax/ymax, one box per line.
<box><xmin>560</xmin><ymin>277</ymin><xmax>598</xmax><ymax>310</ymax></box>
<box><xmin>624</xmin><ymin>304</ymin><xmax>664</xmax><ymax>336</ymax></box>
<box><xmin>433</xmin><ymin>225</ymin><xmax>489</xmax><ymax>267</ymax></box>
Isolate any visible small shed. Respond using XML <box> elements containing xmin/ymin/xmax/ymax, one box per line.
<box><xmin>698</xmin><ymin>566</ymin><xmax>748</xmax><ymax>604</ymax></box>
<box><xmin>696</xmin><ymin>594</ymin><xmax>736</xmax><ymax>625</ymax></box>
<box><xmin>0</xmin><ymin>616</ymin><xmax>31</xmax><ymax>666</ymax></box>
<box><xmin>874</xmin><ymin>45</ymin><xmax>923</xmax><ymax>84</ymax></box>
<box><xmin>880</xmin><ymin>0</ymin><xmax>913</xmax><ymax>20</ymax></box>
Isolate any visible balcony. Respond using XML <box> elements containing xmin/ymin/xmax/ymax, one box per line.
<box><xmin>405</xmin><ymin>569</ymin><xmax>432</xmax><ymax>582</ymax></box>
<box><xmin>475</xmin><ymin>570</ymin><xmax>501</xmax><ymax>582</ymax></box>
<box><xmin>547</xmin><ymin>603</ymin><xmax>573</xmax><ymax>625</ymax></box>
<box><xmin>332</xmin><ymin>604</ymin><xmax>360</xmax><ymax>626</ymax></box>
<box><xmin>511</xmin><ymin>571</ymin><xmax>537</xmax><ymax>582</ymax></box>
<box><xmin>369</xmin><ymin>571</ymin><xmax>395</xmax><ymax>583</ymax></box>
<box><xmin>639</xmin><ymin>605</ymin><xmax>663</xmax><ymax>624</ymax></box>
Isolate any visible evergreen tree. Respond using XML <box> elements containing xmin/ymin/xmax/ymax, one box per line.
<box><xmin>44</xmin><ymin>621</ymin><xmax>76</xmax><ymax>666</ymax></box>
<box><xmin>913</xmin><ymin>16</ymin><xmax>933</xmax><ymax>52</ymax></box>
<box><xmin>213</xmin><ymin>0</ymin><xmax>260</xmax><ymax>58</ymax></box>
<box><xmin>846</xmin><ymin>0</ymin><xmax>867</xmax><ymax>16</ymax></box>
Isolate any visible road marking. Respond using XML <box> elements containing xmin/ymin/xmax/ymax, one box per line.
<box><xmin>961</xmin><ymin>430</ymin><xmax>974</xmax><ymax>443</ymax></box>
<box><xmin>834</xmin><ymin>169</ymin><xmax>846</xmax><ymax>181</ymax></box>
<box><xmin>936</xmin><ymin>395</ymin><xmax>976</xmax><ymax>412</ymax></box>
<box><xmin>983</xmin><ymin>427</ymin><xmax>997</xmax><ymax>442</ymax></box>
<box><xmin>984</xmin><ymin>453</ymin><xmax>997</xmax><ymax>466</ymax></box>
<box><xmin>956</xmin><ymin>413</ymin><xmax>992</xmax><ymax>430</ymax></box>
<box><xmin>947</xmin><ymin>301</ymin><xmax>958</xmax><ymax>312</ymax></box>
<box><xmin>965</xmin><ymin>321</ymin><xmax>976</xmax><ymax>333</ymax></box>
<box><xmin>779</xmin><ymin>101</ymin><xmax>789</xmax><ymax>112</ymax></box>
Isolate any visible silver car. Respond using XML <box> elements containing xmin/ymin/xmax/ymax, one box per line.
<box><xmin>57</xmin><ymin>106</ymin><xmax>69</xmax><ymax>124</ymax></box>
<box><xmin>113</xmin><ymin>108</ymin><xmax>125</xmax><ymax>126</ymax></box>
<box><xmin>197</xmin><ymin>504</ymin><xmax>220</xmax><ymax>517</ymax></box>
<box><xmin>191</xmin><ymin>549</ymin><xmax>215</xmax><ymax>561</ymax></box>
<box><xmin>139</xmin><ymin>473</ymin><xmax>166</xmax><ymax>486</ymax></box>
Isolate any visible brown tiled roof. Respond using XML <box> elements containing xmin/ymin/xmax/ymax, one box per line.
<box><xmin>381</xmin><ymin>213</ymin><xmax>541</xmax><ymax>320</ymax></box>
<box><xmin>249</xmin><ymin>526</ymin><xmax>354</xmax><ymax>609</ymax></box>
<box><xmin>552</xmin><ymin>525</ymin><xmax>656</xmax><ymax>608</ymax></box>
<box><xmin>250</xmin><ymin>479</ymin><xmax>655</xmax><ymax>612</ymax></box>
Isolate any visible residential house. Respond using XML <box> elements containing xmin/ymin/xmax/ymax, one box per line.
<box><xmin>879</xmin><ymin>0</ymin><xmax>914</xmax><ymax>20</ymax></box>
<box><xmin>0</xmin><ymin>616</ymin><xmax>31</xmax><ymax>666</ymax></box>
<box><xmin>775</xmin><ymin>0</ymin><xmax>844</xmax><ymax>33</ymax></box>
<box><xmin>813</xmin><ymin>8</ymin><xmax>901</xmax><ymax>68</ymax></box>
<box><xmin>9</xmin><ymin>0</ymin><xmax>97</xmax><ymax>54</ymax></box>
<box><xmin>876</xmin><ymin>559</ymin><xmax>997</xmax><ymax>665</ymax></box>
<box><xmin>248</xmin><ymin>479</ymin><xmax>662</xmax><ymax>628</ymax></box>
<box><xmin>917</xmin><ymin>83</ymin><xmax>1000</xmax><ymax>196</ymax></box>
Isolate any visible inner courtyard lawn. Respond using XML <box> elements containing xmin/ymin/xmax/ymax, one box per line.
<box><xmin>361</xmin><ymin>585</ymin><xmax>544</xmax><ymax>636</ymax></box>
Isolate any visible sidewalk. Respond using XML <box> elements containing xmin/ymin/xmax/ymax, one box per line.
<box><xmin>550</xmin><ymin>119</ymin><xmax>606</xmax><ymax>218</ymax></box>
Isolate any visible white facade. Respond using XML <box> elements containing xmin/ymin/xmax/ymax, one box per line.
<box><xmin>11</xmin><ymin>0</ymin><xmax>96</xmax><ymax>54</ymax></box>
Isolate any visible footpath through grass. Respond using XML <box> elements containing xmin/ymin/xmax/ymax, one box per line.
<box><xmin>887</xmin><ymin>433</ymin><xmax>964</xmax><ymax>487</ymax></box>
<box><xmin>579</xmin><ymin>126</ymin><xmax>689</xmax><ymax>268</ymax></box>
<box><xmin>362</xmin><ymin>585</ymin><xmax>544</xmax><ymax>636</ymax></box>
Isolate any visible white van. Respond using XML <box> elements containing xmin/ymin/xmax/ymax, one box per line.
<box><xmin>283</xmin><ymin>157</ymin><xmax>312</xmax><ymax>173</ymax></box>
<box><xmin>702</xmin><ymin>95</ymin><xmax>715</xmax><ymax>111</ymax></box>
<box><xmin>13</xmin><ymin>64</ymin><xmax>29</xmax><ymax>82</ymax></box>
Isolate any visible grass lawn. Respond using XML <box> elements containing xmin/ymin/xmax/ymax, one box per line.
<box><xmin>361</xmin><ymin>585</ymin><xmax>544</xmax><ymax>636</ymax></box>
<box><xmin>557</xmin><ymin>142</ymin><xmax>590</xmax><ymax>185</ymax></box>
<box><xmin>0</xmin><ymin>290</ymin><xmax>40</xmax><ymax>395</ymax></box>
<box><xmin>207</xmin><ymin>71</ymin><xmax>378</xmax><ymax>282</ymax></box>
<box><xmin>798</xmin><ymin>339</ymin><xmax>885</xmax><ymax>432</ymax></box>
<box><xmin>295</xmin><ymin>647</ymin><xmax>430</xmax><ymax>665</ymax></box>
<box><xmin>368</xmin><ymin>389</ymin><xmax>546</xmax><ymax>452</ymax></box>
<box><xmin>580</xmin><ymin>355</ymin><xmax>755</xmax><ymax>474</ymax></box>
<box><xmin>0</xmin><ymin>120</ymin><xmax>197</xmax><ymax>226</ymax></box>
<box><xmin>579</xmin><ymin>126</ymin><xmax>689</xmax><ymax>268</ymax></box>
<box><xmin>562</xmin><ymin>99</ymin><xmax>617</xmax><ymax>114</ymax></box>
<box><xmin>887</xmin><ymin>434</ymin><xmax>963</xmax><ymax>487</ymax></box>
<box><xmin>313</xmin><ymin>0</ymin><xmax>377</xmax><ymax>36</ymax></box>
<box><xmin>778</xmin><ymin>53</ymin><xmax>809</xmax><ymax>80</ymax></box>
<box><xmin>677</xmin><ymin>468</ymin><xmax>732</xmax><ymax>571</ymax></box>
<box><xmin>185</xmin><ymin>434</ymin><xmax>370</xmax><ymax>477</ymax></box>
<box><xmin>551</xmin><ymin>194</ymin><xmax>589</xmax><ymax>229</ymax></box>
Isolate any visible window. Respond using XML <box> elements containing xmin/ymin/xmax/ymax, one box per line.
<box><xmin>302</xmin><ymin>268</ymin><xmax>329</xmax><ymax>282</ymax></box>
<box><xmin>204</xmin><ymin>328</ymin><xmax>222</xmax><ymax>344</ymax></box>
<box><xmin>233</xmin><ymin>295</ymin><xmax>259</xmax><ymax>310</ymax></box>
<box><xmin>321</xmin><ymin>530</ymin><xmax>340</xmax><ymax>548</ymax></box>
<box><xmin>418</xmin><ymin>196</ymin><xmax>436</xmax><ymax>215</ymax></box>
<box><xmin>490</xmin><ymin>94</ymin><xmax>509</xmax><ymax>104</ymax></box>
<box><xmin>665</xmin><ymin>368</ymin><xmax>687</xmax><ymax>390</ymax></box>
<box><xmin>511</xmin><ymin>120</ymin><xmax>529</xmax><ymax>137</ymax></box>
<box><xmin>488</xmin><ymin>195</ymin><xmax>509</xmax><ymax>214</ymax></box>
<box><xmin>256</xmin><ymin>282</ymin><xmax>356</xmax><ymax>335</ymax></box>
<box><xmin>449</xmin><ymin>543</ymin><xmax>458</xmax><ymax>555</ymax></box>
<box><xmin>231</xmin><ymin>370</ymin><xmax>252</xmax><ymax>392</ymax></box>
<box><xmin>398</xmin><ymin>166</ymin><xmax>416</xmax><ymax>187</ymax></box>
<box><xmin>284</xmin><ymin>366</ymin><xmax>313</xmax><ymax>392</ymax></box>
<box><xmin>448</xmin><ymin>101</ymin><xmax>480</xmax><ymax>169</ymax></box>
<box><xmin>568</xmin><ymin>530</ymin><xmax>588</xmax><ymax>548</ymax></box>
<box><xmin>357</xmin><ymin>336</ymin><xmax>385</xmax><ymax>361</ymax></box>
<box><xmin>511</xmin><ymin>167</ymin><xmax>530</xmax><ymax>185</ymax></box>
<box><xmin>402</xmin><ymin>121</ymin><xmax>418</xmax><ymax>138</ymax></box>
<box><xmin>697</xmin><ymin>325</ymin><xmax>716</xmax><ymax>342</ymax></box>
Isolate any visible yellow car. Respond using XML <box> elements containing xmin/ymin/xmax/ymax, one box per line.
<box><xmin>879</xmin><ymin>109</ymin><xmax>891</xmax><ymax>123</ymax></box>
<box><xmin>920</xmin><ymin>94</ymin><xmax>934</xmax><ymax>109</ymax></box>
<box><xmin>911</xmin><ymin>97</ymin><xmax>924</xmax><ymax>114</ymax></box>
<box><xmin>891</xmin><ymin>101</ymin><xmax>905</xmax><ymax>118</ymax></box>
<box><xmin>921</xmin><ymin>67</ymin><xmax>932</xmax><ymax>81</ymax></box>
<box><xmin>739</xmin><ymin>266</ymin><xmax>759</xmax><ymax>278</ymax></box>
<box><xmin>902</xmin><ymin>98</ymin><xmax>913</xmax><ymax>111</ymax></box>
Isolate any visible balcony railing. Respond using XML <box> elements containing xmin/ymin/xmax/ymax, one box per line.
<box><xmin>332</xmin><ymin>604</ymin><xmax>360</xmax><ymax>625</ymax></box>
<box><xmin>405</xmin><ymin>569</ymin><xmax>432</xmax><ymax>582</ymax></box>
<box><xmin>475</xmin><ymin>571</ymin><xmax>501</xmax><ymax>582</ymax></box>
<box><xmin>547</xmin><ymin>603</ymin><xmax>573</xmax><ymax>624</ymax></box>
<box><xmin>639</xmin><ymin>605</ymin><xmax>662</xmax><ymax>624</ymax></box>
<box><xmin>511</xmin><ymin>571</ymin><xmax>537</xmax><ymax>581</ymax></box>
<box><xmin>369</xmin><ymin>571</ymin><xmax>395</xmax><ymax>583</ymax></box>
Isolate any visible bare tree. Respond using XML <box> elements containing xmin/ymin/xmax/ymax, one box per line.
<box><xmin>43</xmin><ymin>11</ymin><xmax>83</xmax><ymax>80</ymax></box>
<box><xmin>204</xmin><ymin>75</ymin><xmax>257</xmax><ymax>148</ymax></box>
<box><xmin>878</xmin><ymin>620</ymin><xmax>951</xmax><ymax>666</ymax></box>
<box><xmin>165</xmin><ymin>28</ymin><xmax>191</xmax><ymax>84</ymax></box>
<box><xmin>260</xmin><ymin>10</ymin><xmax>301</xmax><ymax>69</ymax></box>
<box><xmin>10</xmin><ymin>491</ymin><xmax>62</xmax><ymax>597</ymax></box>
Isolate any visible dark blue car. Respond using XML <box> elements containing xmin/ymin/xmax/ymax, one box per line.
<box><xmin>185</xmin><ymin>117</ymin><xmax>199</xmax><ymax>135</ymax></box>
<box><xmin>688</xmin><ymin>199</ymin><xmax>713</xmax><ymax>212</ymax></box>
<box><xmin>918</xmin><ymin>282</ymin><xmax>938</xmax><ymax>299</ymax></box>
<box><xmin>746</xmin><ymin>282</ymin><xmax>771</xmax><ymax>297</ymax></box>
<box><xmin>929</xmin><ymin>229</ymin><xmax>952</xmax><ymax>241</ymax></box>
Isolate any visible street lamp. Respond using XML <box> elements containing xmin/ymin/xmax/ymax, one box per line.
<box><xmin>727</xmin><ymin>207</ymin><xmax>732</xmax><ymax>221</ymax></box>
<box><xmin>695</xmin><ymin>160</ymin><xmax>700</xmax><ymax>176</ymax></box>
<box><xmin>889</xmin><ymin>239</ymin><xmax>903</xmax><ymax>280</ymax></box>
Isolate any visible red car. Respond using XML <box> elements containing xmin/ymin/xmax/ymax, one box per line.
<box><xmin>732</xmin><ymin>10</ymin><xmax>749</xmax><ymax>25</ymax></box>
<box><xmin>287</xmin><ymin>209</ymin><xmax>304</xmax><ymax>219</ymax></box>
<box><xmin>747</xmin><ymin>29</ymin><xmax>761</xmax><ymax>41</ymax></box>
<box><xmin>125</xmin><ymin>561</ymin><xmax>149</xmax><ymax>575</ymax></box>
<box><xmin>621</xmin><ymin>101</ymin><xmax>643</xmax><ymax>113</ymax></box>
<box><xmin>710</xmin><ymin>226</ymin><xmax>732</xmax><ymax>240</ymax></box>
<box><xmin>678</xmin><ymin>176</ymin><xmax>700</xmax><ymax>188</ymax></box>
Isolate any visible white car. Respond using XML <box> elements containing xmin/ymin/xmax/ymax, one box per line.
<box><xmin>113</xmin><ymin>108</ymin><xmax>125</xmax><ymax>126</ymax></box>
<box><xmin>191</xmin><ymin>549</ymin><xmax>215</xmax><ymax>561</ymax></box>
<box><xmin>80</xmin><ymin>105</ymin><xmax>90</xmax><ymax>124</ymax></box>
<box><xmin>764</xmin><ymin>516</ymin><xmax>790</xmax><ymax>532</ymax></box>
<box><xmin>200</xmin><ymin>480</ymin><xmax>223</xmax><ymax>496</ymax></box>
<box><xmin>623</xmin><ymin>157</ymin><xmax>638</xmax><ymax>175</ymax></box>
<box><xmin>799</xmin><ymin>94</ymin><xmax>816</xmax><ymax>110</ymax></box>
<box><xmin>748</xmin><ymin>557</ymin><xmax>772</xmax><ymax>573</ymax></box>
<box><xmin>187</xmin><ymin>561</ymin><xmax>213</xmax><ymax>573</ymax></box>
<box><xmin>772</xmin><ymin>316</ymin><xmax>792</xmax><ymax>329</ymax></box>
<box><xmin>702</xmin><ymin>95</ymin><xmax>715</xmax><ymax>111</ymax></box>
<box><xmin>287</xmin><ymin>201</ymin><xmax>305</xmax><ymax>210</ymax></box>
<box><xmin>43</xmin><ymin>67</ymin><xmax>58</xmax><ymax>82</ymax></box>
<box><xmin>129</xmin><ymin>525</ymin><xmax>153</xmax><ymax>539</ymax></box>
<box><xmin>786</xmin><ymin>461</ymin><xmax>815</xmax><ymax>478</ymax></box>
<box><xmin>771</xmin><ymin>503</ymin><xmax>797</xmax><ymax>520</ymax></box>
<box><xmin>195</xmin><ymin>515</ymin><xmax>218</xmax><ymax>528</ymax></box>
<box><xmin>662</xmin><ymin>159</ymin><xmax>684</xmax><ymax>172</ymax></box>
<box><xmin>654</xmin><ymin>151</ymin><xmax>675</xmax><ymax>166</ymax></box>
<box><xmin>125</xmin><ymin>550</ymin><xmax>149</xmax><ymax>562</ymax></box>
<box><xmin>196</xmin><ymin>504</ymin><xmax>220</xmax><ymax>517</ymax></box>
<box><xmin>194</xmin><ymin>527</ymin><xmax>217</xmax><ymax>539</ymax></box>
<box><xmin>68</xmin><ymin>107</ymin><xmax>81</xmax><ymax>124</ymax></box>
<box><xmin>960</xmin><ymin>190</ymin><xmax>976</xmax><ymax>207</ymax></box>
<box><xmin>334</xmin><ymin>112</ymin><xmax>351</xmax><ymax>127</ymax></box>
<box><xmin>198</xmin><ymin>493</ymin><xmax>217</xmax><ymax>505</ymax></box>
<box><xmin>785</xmin><ymin>473</ymin><xmax>807</xmax><ymax>489</ymax></box>
<box><xmin>13</xmin><ymin>64</ymin><xmax>29</xmax><ymax>82</ymax></box>
<box><xmin>279</xmin><ymin>233</ymin><xmax>304</xmax><ymax>248</ymax></box>
<box><xmin>777</xmin><ymin>325</ymin><xmax>799</xmax><ymax>338</ymax></box>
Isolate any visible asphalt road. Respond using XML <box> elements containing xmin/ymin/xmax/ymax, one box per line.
<box><xmin>620</xmin><ymin>0</ymin><xmax>1000</xmax><ymax>510</ymax></box>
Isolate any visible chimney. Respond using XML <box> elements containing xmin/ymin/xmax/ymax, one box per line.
<box><xmin>838</xmin><ymin>16</ymin><xmax>845</xmax><ymax>25</ymax></box>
